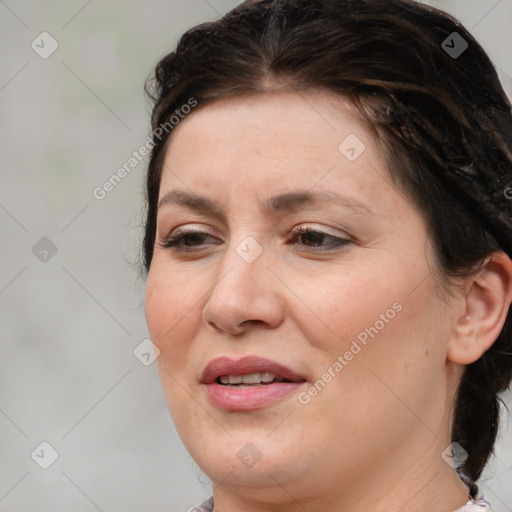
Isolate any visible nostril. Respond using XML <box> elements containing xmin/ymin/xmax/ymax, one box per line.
<box><xmin>205</xmin><ymin>320</ymin><xmax>222</xmax><ymax>333</ymax></box>
<box><xmin>242</xmin><ymin>319</ymin><xmax>264</xmax><ymax>327</ymax></box>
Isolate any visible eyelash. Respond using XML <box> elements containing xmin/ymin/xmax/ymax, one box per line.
<box><xmin>158</xmin><ymin>227</ymin><xmax>351</xmax><ymax>253</ymax></box>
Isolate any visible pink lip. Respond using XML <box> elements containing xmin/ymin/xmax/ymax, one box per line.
<box><xmin>201</xmin><ymin>356</ymin><xmax>307</xmax><ymax>411</ymax></box>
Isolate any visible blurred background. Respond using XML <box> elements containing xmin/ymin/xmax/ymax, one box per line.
<box><xmin>0</xmin><ymin>1</ymin><xmax>511</xmax><ymax>511</ymax></box>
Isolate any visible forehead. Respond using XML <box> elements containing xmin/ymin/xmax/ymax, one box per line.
<box><xmin>161</xmin><ymin>91</ymin><xmax>375</xmax><ymax>183</ymax></box>
<box><xmin>167</xmin><ymin>89</ymin><xmax>363</xmax><ymax>147</ymax></box>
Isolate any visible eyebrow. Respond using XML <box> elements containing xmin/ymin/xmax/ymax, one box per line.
<box><xmin>157</xmin><ymin>189</ymin><xmax>374</xmax><ymax>223</ymax></box>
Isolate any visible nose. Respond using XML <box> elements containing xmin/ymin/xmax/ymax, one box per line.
<box><xmin>202</xmin><ymin>242</ymin><xmax>285</xmax><ymax>336</ymax></box>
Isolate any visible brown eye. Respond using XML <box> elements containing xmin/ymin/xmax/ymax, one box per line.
<box><xmin>290</xmin><ymin>227</ymin><xmax>352</xmax><ymax>251</ymax></box>
<box><xmin>159</xmin><ymin>230</ymin><xmax>218</xmax><ymax>251</ymax></box>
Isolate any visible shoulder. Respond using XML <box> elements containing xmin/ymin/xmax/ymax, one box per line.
<box><xmin>454</xmin><ymin>497</ymin><xmax>495</xmax><ymax>512</ymax></box>
<box><xmin>187</xmin><ymin>496</ymin><xmax>214</xmax><ymax>512</ymax></box>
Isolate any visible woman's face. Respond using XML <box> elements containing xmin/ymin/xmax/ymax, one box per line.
<box><xmin>145</xmin><ymin>90</ymin><xmax>463</xmax><ymax>504</ymax></box>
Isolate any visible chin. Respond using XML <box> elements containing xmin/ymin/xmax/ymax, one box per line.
<box><xmin>197</xmin><ymin>453</ymin><xmax>303</xmax><ymax>490</ymax></box>
<box><xmin>181</xmin><ymin>423</ymin><xmax>315</xmax><ymax>489</ymax></box>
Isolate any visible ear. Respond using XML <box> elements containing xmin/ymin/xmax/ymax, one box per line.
<box><xmin>447</xmin><ymin>251</ymin><xmax>512</xmax><ymax>365</ymax></box>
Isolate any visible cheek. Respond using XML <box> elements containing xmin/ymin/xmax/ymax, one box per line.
<box><xmin>145</xmin><ymin>264</ymin><xmax>206</xmax><ymax>421</ymax></box>
<box><xmin>145</xmin><ymin>261</ymin><xmax>203</xmax><ymax>359</ymax></box>
<box><xmin>287</xmin><ymin>273</ymin><xmax>447</xmax><ymax>459</ymax></box>
<box><xmin>287</xmin><ymin>254</ymin><xmax>448</xmax><ymax>391</ymax></box>
<box><xmin>284</xmin><ymin>260</ymin><xmax>401</xmax><ymax>355</ymax></box>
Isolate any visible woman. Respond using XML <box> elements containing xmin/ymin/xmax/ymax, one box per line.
<box><xmin>142</xmin><ymin>0</ymin><xmax>512</xmax><ymax>510</ymax></box>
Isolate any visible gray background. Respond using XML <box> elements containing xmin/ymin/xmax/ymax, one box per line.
<box><xmin>0</xmin><ymin>1</ymin><xmax>511</xmax><ymax>511</ymax></box>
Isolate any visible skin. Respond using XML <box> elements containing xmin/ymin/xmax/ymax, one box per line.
<box><xmin>145</xmin><ymin>89</ymin><xmax>512</xmax><ymax>512</ymax></box>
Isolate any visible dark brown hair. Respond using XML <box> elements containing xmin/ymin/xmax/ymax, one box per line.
<box><xmin>143</xmin><ymin>0</ymin><xmax>512</xmax><ymax>497</ymax></box>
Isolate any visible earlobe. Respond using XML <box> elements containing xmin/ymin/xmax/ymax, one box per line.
<box><xmin>447</xmin><ymin>251</ymin><xmax>512</xmax><ymax>366</ymax></box>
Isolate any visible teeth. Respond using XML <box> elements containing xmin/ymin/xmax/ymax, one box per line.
<box><xmin>239</xmin><ymin>373</ymin><xmax>262</xmax><ymax>384</ymax></box>
<box><xmin>218</xmin><ymin>372</ymin><xmax>280</xmax><ymax>385</ymax></box>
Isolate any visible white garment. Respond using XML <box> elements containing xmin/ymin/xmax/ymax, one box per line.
<box><xmin>454</xmin><ymin>496</ymin><xmax>495</xmax><ymax>511</ymax></box>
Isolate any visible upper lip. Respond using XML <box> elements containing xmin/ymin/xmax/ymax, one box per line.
<box><xmin>201</xmin><ymin>356</ymin><xmax>306</xmax><ymax>384</ymax></box>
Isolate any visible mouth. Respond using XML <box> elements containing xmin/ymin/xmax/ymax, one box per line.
<box><xmin>201</xmin><ymin>356</ymin><xmax>307</xmax><ymax>411</ymax></box>
<box><xmin>201</xmin><ymin>355</ymin><xmax>306</xmax><ymax>385</ymax></box>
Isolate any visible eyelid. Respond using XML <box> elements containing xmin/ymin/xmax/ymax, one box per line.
<box><xmin>161</xmin><ymin>223</ymin><xmax>349</xmax><ymax>242</ymax></box>
<box><xmin>163</xmin><ymin>224</ymin><xmax>221</xmax><ymax>240</ymax></box>
<box><xmin>290</xmin><ymin>223</ymin><xmax>350</xmax><ymax>238</ymax></box>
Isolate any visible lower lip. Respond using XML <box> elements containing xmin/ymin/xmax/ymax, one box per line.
<box><xmin>204</xmin><ymin>382</ymin><xmax>305</xmax><ymax>411</ymax></box>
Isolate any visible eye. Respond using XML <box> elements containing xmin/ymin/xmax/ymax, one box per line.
<box><xmin>158</xmin><ymin>226</ymin><xmax>352</xmax><ymax>253</ymax></box>
<box><xmin>288</xmin><ymin>226</ymin><xmax>352</xmax><ymax>252</ymax></box>
<box><xmin>158</xmin><ymin>229</ymin><xmax>219</xmax><ymax>251</ymax></box>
